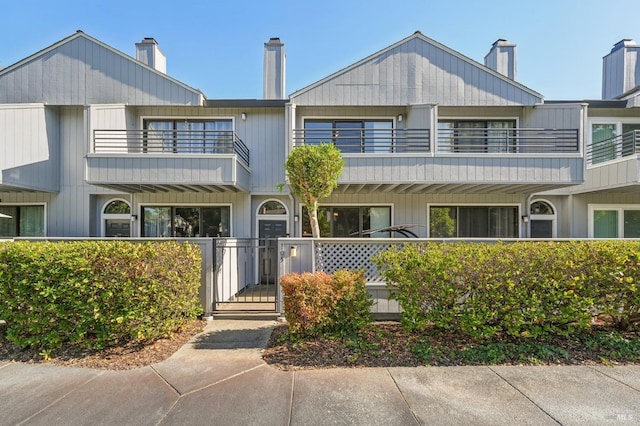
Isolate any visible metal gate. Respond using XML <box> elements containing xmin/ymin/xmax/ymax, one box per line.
<box><xmin>213</xmin><ymin>238</ymin><xmax>279</xmax><ymax>313</ymax></box>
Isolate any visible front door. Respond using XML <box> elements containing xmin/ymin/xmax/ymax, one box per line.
<box><xmin>259</xmin><ymin>220</ymin><xmax>286</xmax><ymax>284</ymax></box>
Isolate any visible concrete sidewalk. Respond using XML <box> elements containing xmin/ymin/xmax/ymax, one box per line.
<box><xmin>0</xmin><ymin>319</ymin><xmax>639</xmax><ymax>425</ymax></box>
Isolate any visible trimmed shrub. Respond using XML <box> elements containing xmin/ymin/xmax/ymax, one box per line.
<box><xmin>0</xmin><ymin>240</ymin><xmax>202</xmax><ymax>351</ymax></box>
<box><xmin>280</xmin><ymin>269</ymin><xmax>372</xmax><ymax>338</ymax></box>
<box><xmin>374</xmin><ymin>241</ymin><xmax>640</xmax><ymax>339</ymax></box>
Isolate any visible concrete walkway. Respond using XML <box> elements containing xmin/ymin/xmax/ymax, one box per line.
<box><xmin>1</xmin><ymin>319</ymin><xmax>639</xmax><ymax>425</ymax></box>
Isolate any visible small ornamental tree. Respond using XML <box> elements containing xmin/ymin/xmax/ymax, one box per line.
<box><xmin>286</xmin><ymin>143</ymin><xmax>344</xmax><ymax>237</ymax></box>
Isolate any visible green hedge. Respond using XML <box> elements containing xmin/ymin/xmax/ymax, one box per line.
<box><xmin>374</xmin><ymin>241</ymin><xmax>640</xmax><ymax>339</ymax></box>
<box><xmin>0</xmin><ymin>241</ymin><xmax>202</xmax><ymax>351</ymax></box>
<box><xmin>280</xmin><ymin>269</ymin><xmax>373</xmax><ymax>339</ymax></box>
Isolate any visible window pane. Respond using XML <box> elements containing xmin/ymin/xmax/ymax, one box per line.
<box><xmin>430</xmin><ymin>207</ymin><xmax>457</xmax><ymax>237</ymax></box>
<box><xmin>487</xmin><ymin>121</ymin><xmax>515</xmax><ymax>153</ymax></box>
<box><xmin>447</xmin><ymin>206</ymin><xmax>517</xmax><ymax>238</ymax></box>
<box><xmin>259</xmin><ymin>201</ymin><xmax>287</xmax><ymax>215</ymax></box>
<box><xmin>304</xmin><ymin>121</ymin><xmax>333</xmax><ymax>145</ymax></box>
<box><xmin>331</xmin><ymin>207</ymin><xmax>360</xmax><ymax>236</ymax></box>
<box><xmin>458</xmin><ymin>207</ymin><xmax>489</xmax><ymax>237</ymax></box>
<box><xmin>368</xmin><ymin>207</ymin><xmax>391</xmax><ymax>237</ymax></box>
<box><xmin>624</xmin><ymin>210</ymin><xmax>640</xmax><ymax>238</ymax></box>
<box><xmin>145</xmin><ymin>121</ymin><xmax>174</xmax><ymax>152</ymax></box>
<box><xmin>621</xmin><ymin>123</ymin><xmax>640</xmax><ymax>157</ymax></box>
<box><xmin>0</xmin><ymin>207</ymin><xmax>17</xmax><ymax>237</ymax></box>
<box><xmin>364</xmin><ymin>121</ymin><xmax>393</xmax><ymax>153</ymax></box>
<box><xmin>591</xmin><ymin>124</ymin><xmax>617</xmax><ymax>164</ymax></box>
<box><xmin>530</xmin><ymin>201</ymin><xmax>554</xmax><ymax>215</ymax></box>
<box><xmin>201</xmin><ymin>207</ymin><xmax>230</xmax><ymax>237</ymax></box>
<box><xmin>334</xmin><ymin>121</ymin><xmax>363</xmax><ymax>153</ymax></box>
<box><xmin>302</xmin><ymin>206</ymin><xmax>330</xmax><ymax>237</ymax></box>
<box><xmin>19</xmin><ymin>206</ymin><xmax>44</xmax><ymax>237</ymax></box>
<box><xmin>174</xmin><ymin>208</ymin><xmax>199</xmax><ymax>237</ymax></box>
<box><xmin>142</xmin><ymin>207</ymin><xmax>171</xmax><ymax>237</ymax></box>
<box><xmin>104</xmin><ymin>200</ymin><xmax>130</xmax><ymax>214</ymax></box>
<box><xmin>594</xmin><ymin>210</ymin><xmax>618</xmax><ymax>238</ymax></box>
<box><xmin>490</xmin><ymin>207</ymin><xmax>518</xmax><ymax>238</ymax></box>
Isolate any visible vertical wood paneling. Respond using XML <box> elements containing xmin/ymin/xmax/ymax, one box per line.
<box><xmin>291</xmin><ymin>35</ymin><xmax>542</xmax><ymax>107</ymax></box>
<box><xmin>0</xmin><ymin>34</ymin><xmax>201</xmax><ymax>105</ymax></box>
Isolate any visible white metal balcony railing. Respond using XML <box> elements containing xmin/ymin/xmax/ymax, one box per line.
<box><xmin>292</xmin><ymin>128</ymin><xmax>579</xmax><ymax>154</ymax></box>
<box><xmin>586</xmin><ymin>130</ymin><xmax>640</xmax><ymax>165</ymax></box>
<box><xmin>92</xmin><ymin>129</ymin><xmax>250</xmax><ymax>166</ymax></box>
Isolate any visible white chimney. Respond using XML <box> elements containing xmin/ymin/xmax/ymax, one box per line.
<box><xmin>484</xmin><ymin>39</ymin><xmax>517</xmax><ymax>80</ymax></box>
<box><xmin>263</xmin><ymin>37</ymin><xmax>286</xmax><ymax>99</ymax></box>
<box><xmin>602</xmin><ymin>39</ymin><xmax>640</xmax><ymax>99</ymax></box>
<box><xmin>136</xmin><ymin>38</ymin><xmax>166</xmax><ymax>74</ymax></box>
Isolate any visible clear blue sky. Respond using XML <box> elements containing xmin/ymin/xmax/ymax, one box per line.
<box><xmin>2</xmin><ymin>0</ymin><xmax>640</xmax><ymax>100</ymax></box>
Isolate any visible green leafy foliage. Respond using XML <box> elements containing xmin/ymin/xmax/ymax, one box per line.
<box><xmin>0</xmin><ymin>241</ymin><xmax>202</xmax><ymax>351</ymax></box>
<box><xmin>374</xmin><ymin>241</ymin><xmax>640</xmax><ymax>340</ymax></box>
<box><xmin>285</xmin><ymin>143</ymin><xmax>344</xmax><ymax>237</ymax></box>
<box><xmin>280</xmin><ymin>269</ymin><xmax>373</xmax><ymax>339</ymax></box>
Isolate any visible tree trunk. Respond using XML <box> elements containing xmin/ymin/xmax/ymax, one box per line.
<box><xmin>309</xmin><ymin>200</ymin><xmax>321</xmax><ymax>238</ymax></box>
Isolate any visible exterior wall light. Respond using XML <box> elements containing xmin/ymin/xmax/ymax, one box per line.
<box><xmin>290</xmin><ymin>246</ymin><xmax>298</xmax><ymax>257</ymax></box>
<box><xmin>241</xmin><ymin>112</ymin><xmax>247</xmax><ymax>120</ymax></box>
<box><xmin>397</xmin><ymin>114</ymin><xmax>403</xmax><ymax>122</ymax></box>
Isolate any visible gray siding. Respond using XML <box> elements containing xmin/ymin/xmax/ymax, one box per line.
<box><xmin>522</xmin><ymin>104</ymin><xmax>583</xmax><ymax>129</ymax></box>
<box><xmin>0</xmin><ymin>104</ymin><xmax>59</xmax><ymax>192</ymax></box>
<box><xmin>0</xmin><ymin>34</ymin><xmax>202</xmax><ymax>105</ymax></box>
<box><xmin>291</xmin><ymin>35</ymin><xmax>542</xmax><ymax>106</ymax></box>
<box><xmin>86</xmin><ymin>155</ymin><xmax>251</xmax><ymax>191</ymax></box>
<box><xmin>338</xmin><ymin>156</ymin><xmax>583</xmax><ymax>186</ymax></box>
<box><xmin>573</xmin><ymin>159</ymin><xmax>640</xmax><ymax>193</ymax></box>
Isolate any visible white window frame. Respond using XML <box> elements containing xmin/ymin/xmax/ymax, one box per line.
<box><xmin>298</xmin><ymin>203</ymin><xmax>394</xmax><ymax>237</ymax></box>
<box><xmin>588</xmin><ymin>204</ymin><xmax>640</xmax><ymax>238</ymax></box>
<box><xmin>436</xmin><ymin>116</ymin><xmax>521</xmax><ymax>157</ymax></box>
<box><xmin>139</xmin><ymin>203</ymin><xmax>233</xmax><ymax>237</ymax></box>
<box><xmin>427</xmin><ymin>203</ymin><xmax>522</xmax><ymax>238</ymax></box>
<box><xmin>0</xmin><ymin>202</ymin><xmax>47</xmax><ymax>237</ymax></box>
<box><xmin>300</xmin><ymin>116</ymin><xmax>401</xmax><ymax>156</ymax></box>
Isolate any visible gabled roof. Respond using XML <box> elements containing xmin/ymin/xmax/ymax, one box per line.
<box><xmin>0</xmin><ymin>31</ymin><xmax>204</xmax><ymax>105</ymax></box>
<box><xmin>290</xmin><ymin>31</ymin><xmax>543</xmax><ymax>106</ymax></box>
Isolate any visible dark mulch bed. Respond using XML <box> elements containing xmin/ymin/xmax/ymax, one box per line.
<box><xmin>0</xmin><ymin>320</ymin><xmax>207</xmax><ymax>370</ymax></box>
<box><xmin>262</xmin><ymin>321</ymin><xmax>640</xmax><ymax>370</ymax></box>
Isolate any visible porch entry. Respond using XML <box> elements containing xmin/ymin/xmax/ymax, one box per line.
<box><xmin>213</xmin><ymin>238</ymin><xmax>280</xmax><ymax>312</ymax></box>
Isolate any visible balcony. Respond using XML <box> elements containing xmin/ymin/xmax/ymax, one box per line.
<box><xmin>292</xmin><ymin>128</ymin><xmax>430</xmax><ymax>153</ymax></box>
<box><xmin>437</xmin><ymin>128</ymin><xmax>579</xmax><ymax>154</ymax></box>
<box><xmin>586</xmin><ymin>130</ymin><xmax>640</xmax><ymax>166</ymax></box>
<box><xmin>86</xmin><ymin>129</ymin><xmax>251</xmax><ymax>193</ymax></box>
<box><xmin>577</xmin><ymin>130</ymin><xmax>640</xmax><ymax>194</ymax></box>
<box><xmin>291</xmin><ymin>127</ymin><xmax>582</xmax><ymax>194</ymax></box>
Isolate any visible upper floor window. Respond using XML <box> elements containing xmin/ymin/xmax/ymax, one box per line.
<box><xmin>143</xmin><ymin>119</ymin><xmax>233</xmax><ymax>154</ymax></box>
<box><xmin>0</xmin><ymin>205</ymin><xmax>45</xmax><ymax>238</ymax></box>
<box><xmin>438</xmin><ymin>120</ymin><xmax>516</xmax><ymax>153</ymax></box>
<box><xmin>303</xmin><ymin>119</ymin><xmax>393</xmax><ymax>153</ymax></box>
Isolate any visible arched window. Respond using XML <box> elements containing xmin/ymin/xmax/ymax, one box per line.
<box><xmin>259</xmin><ymin>200</ymin><xmax>287</xmax><ymax>215</ymax></box>
<box><xmin>530</xmin><ymin>201</ymin><xmax>554</xmax><ymax>216</ymax></box>
<box><xmin>104</xmin><ymin>200</ymin><xmax>131</xmax><ymax>214</ymax></box>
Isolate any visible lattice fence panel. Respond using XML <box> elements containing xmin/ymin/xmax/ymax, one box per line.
<box><xmin>313</xmin><ymin>242</ymin><xmax>403</xmax><ymax>283</ymax></box>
